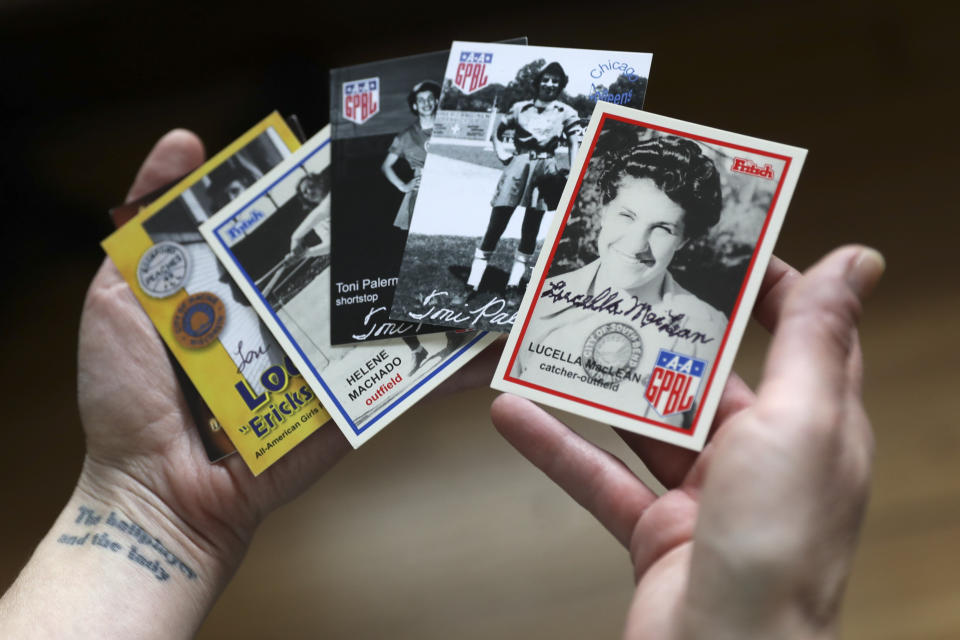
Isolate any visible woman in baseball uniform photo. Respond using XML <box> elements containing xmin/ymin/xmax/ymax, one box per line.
<box><xmin>381</xmin><ymin>79</ymin><xmax>440</xmax><ymax>231</ymax></box>
<box><xmin>465</xmin><ymin>61</ymin><xmax>582</xmax><ymax>297</ymax></box>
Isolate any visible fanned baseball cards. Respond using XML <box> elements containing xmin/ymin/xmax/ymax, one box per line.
<box><xmin>390</xmin><ymin>42</ymin><xmax>652</xmax><ymax>333</ymax></box>
<box><xmin>328</xmin><ymin>39</ymin><xmax>526</xmax><ymax>345</ymax></box>
<box><xmin>492</xmin><ymin>103</ymin><xmax>806</xmax><ymax>451</ymax></box>
<box><xmin>201</xmin><ymin>128</ymin><xmax>498</xmax><ymax>448</ymax></box>
<box><xmin>102</xmin><ymin>113</ymin><xmax>332</xmax><ymax>475</ymax></box>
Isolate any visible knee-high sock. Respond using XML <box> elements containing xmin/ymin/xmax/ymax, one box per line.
<box><xmin>467</xmin><ymin>247</ymin><xmax>492</xmax><ymax>290</ymax></box>
<box><xmin>507</xmin><ymin>248</ymin><xmax>535</xmax><ymax>287</ymax></box>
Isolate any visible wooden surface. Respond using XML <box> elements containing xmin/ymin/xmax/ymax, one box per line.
<box><xmin>1</xmin><ymin>1</ymin><xmax>957</xmax><ymax>637</ymax></box>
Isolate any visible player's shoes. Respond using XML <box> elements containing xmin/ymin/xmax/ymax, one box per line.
<box><xmin>408</xmin><ymin>346</ymin><xmax>429</xmax><ymax>376</ymax></box>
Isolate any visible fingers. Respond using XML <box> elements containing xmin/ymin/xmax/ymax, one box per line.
<box><xmin>752</xmin><ymin>255</ymin><xmax>801</xmax><ymax>332</ymax></box>
<box><xmin>761</xmin><ymin>245</ymin><xmax>884</xmax><ymax>407</ymax></box>
<box><xmin>491</xmin><ymin>394</ymin><xmax>656</xmax><ymax>548</ymax></box>
<box><xmin>244</xmin><ymin>422</ymin><xmax>353</xmax><ymax>511</ymax></box>
<box><xmin>126</xmin><ymin>129</ymin><xmax>205</xmax><ymax>203</ymax></box>
<box><xmin>616</xmin><ymin>431</ymin><xmax>696</xmax><ymax>490</ymax></box>
<box><xmin>616</xmin><ymin>373</ymin><xmax>755</xmax><ymax>489</ymax></box>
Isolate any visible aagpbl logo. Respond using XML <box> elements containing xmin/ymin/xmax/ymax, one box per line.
<box><xmin>454</xmin><ymin>51</ymin><xmax>492</xmax><ymax>94</ymax></box>
<box><xmin>644</xmin><ymin>349</ymin><xmax>707</xmax><ymax>417</ymax></box>
<box><xmin>343</xmin><ymin>77</ymin><xmax>380</xmax><ymax>125</ymax></box>
<box><xmin>731</xmin><ymin>157</ymin><xmax>775</xmax><ymax>179</ymax></box>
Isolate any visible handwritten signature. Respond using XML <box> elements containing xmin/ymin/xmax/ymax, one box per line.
<box><xmin>407</xmin><ymin>289</ymin><xmax>516</xmax><ymax>327</ymax></box>
<box><xmin>541</xmin><ymin>279</ymin><xmax>714</xmax><ymax>345</ymax></box>
<box><xmin>234</xmin><ymin>340</ymin><xmax>271</xmax><ymax>374</ymax></box>
<box><xmin>352</xmin><ymin>306</ymin><xmax>422</xmax><ymax>341</ymax></box>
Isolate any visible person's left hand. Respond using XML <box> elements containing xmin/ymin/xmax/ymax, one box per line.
<box><xmin>77</xmin><ymin>129</ymin><xmax>352</xmax><ymax>588</ymax></box>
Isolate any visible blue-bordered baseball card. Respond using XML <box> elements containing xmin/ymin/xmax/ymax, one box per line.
<box><xmin>200</xmin><ymin>128</ymin><xmax>498</xmax><ymax>447</ymax></box>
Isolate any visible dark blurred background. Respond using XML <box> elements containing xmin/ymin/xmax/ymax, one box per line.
<box><xmin>1</xmin><ymin>1</ymin><xmax>957</xmax><ymax>638</ymax></box>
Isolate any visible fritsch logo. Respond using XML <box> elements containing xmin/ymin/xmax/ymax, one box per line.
<box><xmin>731</xmin><ymin>157</ymin><xmax>775</xmax><ymax>179</ymax></box>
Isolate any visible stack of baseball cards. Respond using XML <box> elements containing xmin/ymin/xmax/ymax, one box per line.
<box><xmin>102</xmin><ymin>114</ymin><xmax>331</xmax><ymax>474</ymax></box>
<box><xmin>104</xmin><ymin>38</ymin><xmax>807</xmax><ymax>474</ymax></box>
<box><xmin>199</xmin><ymin>129</ymin><xmax>498</xmax><ymax>449</ymax></box>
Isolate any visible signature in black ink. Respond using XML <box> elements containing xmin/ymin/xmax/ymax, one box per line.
<box><xmin>234</xmin><ymin>340</ymin><xmax>271</xmax><ymax>374</ymax></box>
<box><xmin>541</xmin><ymin>279</ymin><xmax>714</xmax><ymax>345</ymax></box>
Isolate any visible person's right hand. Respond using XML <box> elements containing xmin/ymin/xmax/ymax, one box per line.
<box><xmin>492</xmin><ymin>246</ymin><xmax>884</xmax><ymax>639</ymax></box>
<box><xmin>403</xmin><ymin>175</ymin><xmax>421</xmax><ymax>192</ymax></box>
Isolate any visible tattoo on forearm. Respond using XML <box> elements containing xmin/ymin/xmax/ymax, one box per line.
<box><xmin>56</xmin><ymin>506</ymin><xmax>197</xmax><ymax>582</ymax></box>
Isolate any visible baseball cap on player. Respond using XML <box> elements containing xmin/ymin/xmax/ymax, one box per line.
<box><xmin>535</xmin><ymin>62</ymin><xmax>569</xmax><ymax>91</ymax></box>
<box><xmin>407</xmin><ymin>80</ymin><xmax>442</xmax><ymax>114</ymax></box>
<box><xmin>296</xmin><ymin>168</ymin><xmax>331</xmax><ymax>206</ymax></box>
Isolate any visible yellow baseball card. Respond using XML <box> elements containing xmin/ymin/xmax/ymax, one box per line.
<box><xmin>102</xmin><ymin>113</ymin><xmax>331</xmax><ymax>475</ymax></box>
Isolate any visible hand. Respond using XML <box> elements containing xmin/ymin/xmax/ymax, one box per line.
<box><xmin>495</xmin><ymin>146</ymin><xmax>515</xmax><ymax>164</ymax></box>
<box><xmin>78</xmin><ymin>129</ymin><xmax>351</xmax><ymax>586</ymax></box>
<box><xmin>403</xmin><ymin>175</ymin><xmax>421</xmax><ymax>192</ymax></box>
<box><xmin>290</xmin><ymin>233</ymin><xmax>305</xmax><ymax>254</ymax></box>
<box><xmin>491</xmin><ymin>247</ymin><xmax>884</xmax><ymax>639</ymax></box>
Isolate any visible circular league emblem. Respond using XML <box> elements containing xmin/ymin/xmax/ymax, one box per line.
<box><xmin>582</xmin><ymin>322</ymin><xmax>643</xmax><ymax>384</ymax></box>
<box><xmin>172</xmin><ymin>292</ymin><xmax>226</xmax><ymax>349</ymax></box>
<box><xmin>137</xmin><ymin>242</ymin><xmax>190</xmax><ymax>298</ymax></box>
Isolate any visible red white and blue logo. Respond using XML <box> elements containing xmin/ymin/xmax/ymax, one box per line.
<box><xmin>644</xmin><ymin>349</ymin><xmax>707</xmax><ymax>417</ymax></box>
<box><xmin>453</xmin><ymin>51</ymin><xmax>492</xmax><ymax>94</ymax></box>
<box><xmin>343</xmin><ymin>77</ymin><xmax>380</xmax><ymax>125</ymax></box>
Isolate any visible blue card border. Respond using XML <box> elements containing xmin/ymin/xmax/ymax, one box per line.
<box><xmin>209</xmin><ymin>137</ymin><xmax>489</xmax><ymax>436</ymax></box>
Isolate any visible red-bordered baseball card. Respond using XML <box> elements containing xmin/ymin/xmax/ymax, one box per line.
<box><xmin>491</xmin><ymin>102</ymin><xmax>806</xmax><ymax>450</ymax></box>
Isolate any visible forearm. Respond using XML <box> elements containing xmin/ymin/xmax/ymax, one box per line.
<box><xmin>380</xmin><ymin>155</ymin><xmax>407</xmax><ymax>192</ymax></box>
<box><xmin>0</xmin><ymin>472</ymin><xmax>243</xmax><ymax>639</ymax></box>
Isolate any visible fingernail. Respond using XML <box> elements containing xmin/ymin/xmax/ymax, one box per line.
<box><xmin>846</xmin><ymin>247</ymin><xmax>886</xmax><ymax>299</ymax></box>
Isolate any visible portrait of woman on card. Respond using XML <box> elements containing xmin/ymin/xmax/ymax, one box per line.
<box><xmin>515</xmin><ymin>135</ymin><xmax>728</xmax><ymax>428</ymax></box>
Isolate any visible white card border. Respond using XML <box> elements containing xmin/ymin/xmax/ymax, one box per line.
<box><xmin>201</xmin><ymin>128</ymin><xmax>497</xmax><ymax>448</ymax></box>
<box><xmin>491</xmin><ymin>102</ymin><xmax>807</xmax><ymax>451</ymax></box>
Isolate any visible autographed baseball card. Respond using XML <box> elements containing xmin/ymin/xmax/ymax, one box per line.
<box><xmin>201</xmin><ymin>129</ymin><xmax>498</xmax><ymax>448</ymax></box>
<box><xmin>102</xmin><ymin>113</ymin><xmax>332</xmax><ymax>475</ymax></box>
<box><xmin>329</xmin><ymin>39</ymin><xmax>526</xmax><ymax>345</ymax></box>
<box><xmin>492</xmin><ymin>103</ymin><xmax>806</xmax><ymax>450</ymax></box>
<box><xmin>391</xmin><ymin>42</ymin><xmax>652</xmax><ymax>333</ymax></box>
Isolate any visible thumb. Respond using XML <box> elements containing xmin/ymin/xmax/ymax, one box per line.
<box><xmin>126</xmin><ymin>129</ymin><xmax>206</xmax><ymax>203</ymax></box>
<box><xmin>760</xmin><ymin>245</ymin><xmax>885</xmax><ymax>409</ymax></box>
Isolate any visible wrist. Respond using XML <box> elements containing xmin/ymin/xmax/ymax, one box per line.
<box><xmin>679</xmin><ymin>572</ymin><xmax>842</xmax><ymax>640</ymax></box>
<box><xmin>75</xmin><ymin>455</ymin><xmax>254</xmax><ymax>581</ymax></box>
<box><xmin>0</xmin><ymin>471</ymin><xmax>249</xmax><ymax>639</ymax></box>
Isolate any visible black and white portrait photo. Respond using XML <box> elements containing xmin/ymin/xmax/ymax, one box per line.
<box><xmin>329</xmin><ymin>49</ymin><xmax>454</xmax><ymax>346</ymax></box>
<box><xmin>494</xmin><ymin>105</ymin><xmax>805</xmax><ymax>451</ymax></box>
<box><xmin>391</xmin><ymin>42</ymin><xmax>652</xmax><ymax>334</ymax></box>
